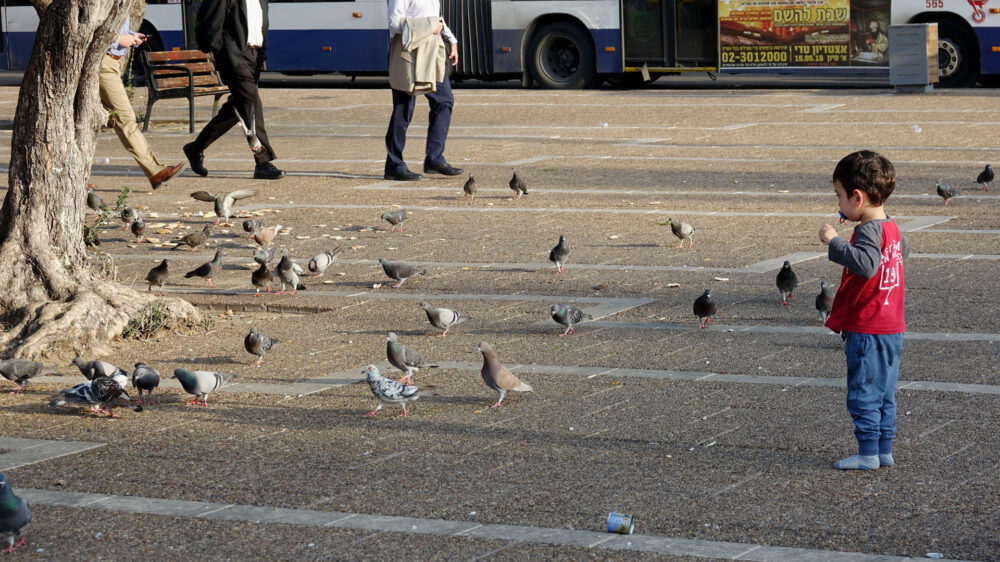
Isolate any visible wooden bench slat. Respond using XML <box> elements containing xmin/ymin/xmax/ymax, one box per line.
<box><xmin>150</xmin><ymin>62</ymin><xmax>217</xmax><ymax>74</ymax></box>
<box><xmin>155</xmin><ymin>75</ymin><xmax>226</xmax><ymax>89</ymax></box>
<box><xmin>146</xmin><ymin>50</ymin><xmax>212</xmax><ymax>63</ymax></box>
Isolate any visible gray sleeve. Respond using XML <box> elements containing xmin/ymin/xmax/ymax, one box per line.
<box><xmin>827</xmin><ymin>221</ymin><xmax>882</xmax><ymax>279</ymax></box>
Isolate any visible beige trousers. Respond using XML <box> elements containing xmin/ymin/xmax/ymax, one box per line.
<box><xmin>99</xmin><ymin>53</ymin><xmax>162</xmax><ymax>180</ymax></box>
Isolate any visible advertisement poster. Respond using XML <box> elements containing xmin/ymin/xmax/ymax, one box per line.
<box><xmin>719</xmin><ymin>0</ymin><xmax>891</xmax><ymax>69</ymax></box>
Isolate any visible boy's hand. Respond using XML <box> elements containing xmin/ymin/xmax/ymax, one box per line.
<box><xmin>819</xmin><ymin>224</ymin><xmax>839</xmax><ymax>245</ymax></box>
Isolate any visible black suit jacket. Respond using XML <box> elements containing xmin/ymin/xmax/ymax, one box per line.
<box><xmin>196</xmin><ymin>0</ymin><xmax>269</xmax><ymax>69</ymax></box>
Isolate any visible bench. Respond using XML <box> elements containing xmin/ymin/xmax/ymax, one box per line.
<box><xmin>139</xmin><ymin>49</ymin><xmax>230</xmax><ymax>134</ymax></box>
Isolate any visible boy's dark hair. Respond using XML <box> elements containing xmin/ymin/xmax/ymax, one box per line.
<box><xmin>832</xmin><ymin>150</ymin><xmax>896</xmax><ymax>206</ymax></box>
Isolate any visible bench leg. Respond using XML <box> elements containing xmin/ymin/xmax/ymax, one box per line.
<box><xmin>143</xmin><ymin>97</ymin><xmax>153</xmax><ymax>132</ymax></box>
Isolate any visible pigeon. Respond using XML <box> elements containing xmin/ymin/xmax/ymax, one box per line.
<box><xmin>478</xmin><ymin>342</ymin><xmax>532</xmax><ymax>408</ymax></box>
<box><xmin>172</xmin><ymin>368</ymin><xmax>233</xmax><ymax>406</ymax></box>
<box><xmin>386</xmin><ymin>332</ymin><xmax>431</xmax><ymax>384</ymax></box>
<box><xmin>254</xmin><ymin>247</ymin><xmax>276</xmax><ymax>265</ymax></box>
<box><xmin>0</xmin><ymin>359</ymin><xmax>59</xmax><ymax>394</ymax></box>
<box><xmin>509</xmin><ymin>170</ymin><xmax>527</xmax><ymax>199</ymax></box>
<box><xmin>307</xmin><ymin>246</ymin><xmax>342</xmax><ymax>277</ymax></box>
<box><xmin>693</xmin><ymin>289</ymin><xmax>716</xmax><ymax>329</ymax></box>
<box><xmin>815</xmin><ymin>280</ymin><xmax>834</xmax><ymax>323</ymax></box>
<box><xmin>190</xmin><ymin>189</ymin><xmax>257</xmax><ymax>225</ymax></box>
<box><xmin>173</xmin><ymin>224</ymin><xmax>212</xmax><ymax>250</ymax></box>
<box><xmin>130</xmin><ymin>217</ymin><xmax>146</xmax><ymax>243</ymax></box>
<box><xmin>976</xmin><ymin>164</ymin><xmax>993</xmax><ymax>190</ymax></box>
<box><xmin>662</xmin><ymin>217</ymin><xmax>695</xmax><ymax>248</ymax></box>
<box><xmin>146</xmin><ymin>259</ymin><xmax>169</xmax><ymax>292</ymax></box>
<box><xmin>550</xmin><ymin>303</ymin><xmax>592</xmax><ymax>336</ymax></box>
<box><xmin>48</xmin><ymin>374</ymin><xmax>140</xmax><ymax>418</ymax></box>
<box><xmin>184</xmin><ymin>249</ymin><xmax>224</xmax><ymax>287</ymax></box>
<box><xmin>131</xmin><ymin>363</ymin><xmax>160</xmax><ymax>405</ymax></box>
<box><xmin>379</xmin><ymin>258</ymin><xmax>425</xmax><ymax>288</ymax></box>
<box><xmin>83</xmin><ymin>226</ymin><xmax>100</xmax><ymax>247</ymax></box>
<box><xmin>70</xmin><ymin>357</ymin><xmax>126</xmax><ymax>381</ymax></box>
<box><xmin>381</xmin><ymin>208</ymin><xmax>407</xmax><ymax>232</ymax></box>
<box><xmin>419</xmin><ymin>301</ymin><xmax>467</xmax><ymax>337</ymax></box>
<box><xmin>363</xmin><ymin>364</ymin><xmax>419</xmax><ymax>418</ymax></box>
<box><xmin>244</xmin><ymin>327</ymin><xmax>280</xmax><ymax>367</ymax></box>
<box><xmin>776</xmin><ymin>261</ymin><xmax>798</xmax><ymax>305</ymax></box>
<box><xmin>120</xmin><ymin>206</ymin><xmax>138</xmax><ymax>230</ymax></box>
<box><xmin>251</xmin><ymin>262</ymin><xmax>272</xmax><ymax>296</ymax></box>
<box><xmin>86</xmin><ymin>188</ymin><xmax>106</xmax><ymax>216</ymax></box>
<box><xmin>276</xmin><ymin>249</ymin><xmax>305</xmax><ymax>295</ymax></box>
<box><xmin>243</xmin><ymin>219</ymin><xmax>263</xmax><ymax>236</ymax></box>
<box><xmin>252</xmin><ymin>224</ymin><xmax>282</xmax><ymax>247</ymax></box>
<box><xmin>463</xmin><ymin>175</ymin><xmax>477</xmax><ymax>200</ymax></box>
<box><xmin>936</xmin><ymin>180</ymin><xmax>959</xmax><ymax>205</ymax></box>
<box><xmin>549</xmin><ymin>235</ymin><xmax>569</xmax><ymax>274</ymax></box>
<box><xmin>0</xmin><ymin>473</ymin><xmax>31</xmax><ymax>554</ymax></box>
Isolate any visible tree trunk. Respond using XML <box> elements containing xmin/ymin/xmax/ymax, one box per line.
<box><xmin>0</xmin><ymin>0</ymin><xmax>199</xmax><ymax>359</ymax></box>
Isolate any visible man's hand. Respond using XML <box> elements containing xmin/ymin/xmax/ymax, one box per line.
<box><xmin>117</xmin><ymin>32</ymin><xmax>145</xmax><ymax>49</ymax></box>
<box><xmin>433</xmin><ymin>17</ymin><xmax>444</xmax><ymax>35</ymax></box>
<box><xmin>819</xmin><ymin>224</ymin><xmax>839</xmax><ymax>245</ymax></box>
<box><xmin>449</xmin><ymin>43</ymin><xmax>458</xmax><ymax>66</ymax></box>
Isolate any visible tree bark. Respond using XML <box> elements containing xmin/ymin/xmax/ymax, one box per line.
<box><xmin>0</xmin><ymin>0</ymin><xmax>199</xmax><ymax>359</ymax></box>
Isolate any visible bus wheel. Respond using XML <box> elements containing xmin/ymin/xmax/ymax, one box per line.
<box><xmin>528</xmin><ymin>21</ymin><xmax>596</xmax><ymax>89</ymax></box>
<box><xmin>936</xmin><ymin>19</ymin><xmax>979</xmax><ymax>88</ymax></box>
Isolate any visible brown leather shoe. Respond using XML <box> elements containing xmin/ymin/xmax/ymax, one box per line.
<box><xmin>150</xmin><ymin>162</ymin><xmax>185</xmax><ymax>189</ymax></box>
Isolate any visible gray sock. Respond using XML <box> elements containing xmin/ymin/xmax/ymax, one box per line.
<box><xmin>833</xmin><ymin>454</ymin><xmax>879</xmax><ymax>470</ymax></box>
<box><xmin>879</xmin><ymin>453</ymin><xmax>894</xmax><ymax>467</ymax></box>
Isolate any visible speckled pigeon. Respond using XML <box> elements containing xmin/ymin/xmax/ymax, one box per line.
<box><xmin>244</xmin><ymin>327</ymin><xmax>280</xmax><ymax>367</ymax></box>
<box><xmin>776</xmin><ymin>261</ymin><xmax>798</xmax><ymax>305</ymax></box>
<box><xmin>48</xmin><ymin>374</ymin><xmax>139</xmax><ymax>418</ymax></box>
<box><xmin>550</xmin><ymin>303</ymin><xmax>592</xmax><ymax>336</ymax></box>
<box><xmin>379</xmin><ymin>258</ymin><xmax>425</xmax><ymax>288</ymax></box>
<box><xmin>693</xmin><ymin>289</ymin><xmax>716</xmax><ymax>329</ymax></box>
<box><xmin>0</xmin><ymin>359</ymin><xmax>59</xmax><ymax>394</ymax></box>
<box><xmin>307</xmin><ymin>246</ymin><xmax>342</xmax><ymax>277</ymax></box>
<box><xmin>549</xmin><ymin>235</ymin><xmax>569</xmax><ymax>274</ymax></box>
<box><xmin>381</xmin><ymin>208</ymin><xmax>407</xmax><ymax>232</ymax></box>
<box><xmin>478</xmin><ymin>342</ymin><xmax>532</xmax><ymax>408</ymax></box>
<box><xmin>172</xmin><ymin>368</ymin><xmax>233</xmax><ymax>406</ymax></box>
<box><xmin>419</xmin><ymin>301</ymin><xmax>467</xmax><ymax>337</ymax></box>
<box><xmin>509</xmin><ymin>170</ymin><xmax>527</xmax><ymax>199</ymax></box>
<box><xmin>131</xmin><ymin>363</ymin><xmax>160</xmax><ymax>405</ymax></box>
<box><xmin>363</xmin><ymin>364</ymin><xmax>419</xmax><ymax>418</ymax></box>
<box><xmin>0</xmin><ymin>473</ymin><xmax>30</xmax><ymax>554</ymax></box>
<box><xmin>386</xmin><ymin>332</ymin><xmax>432</xmax><ymax>384</ymax></box>
<box><xmin>815</xmin><ymin>280</ymin><xmax>834</xmax><ymax>323</ymax></box>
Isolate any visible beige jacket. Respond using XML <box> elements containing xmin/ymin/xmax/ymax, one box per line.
<box><xmin>388</xmin><ymin>16</ymin><xmax>446</xmax><ymax>95</ymax></box>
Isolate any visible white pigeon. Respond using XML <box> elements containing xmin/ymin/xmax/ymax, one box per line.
<box><xmin>189</xmin><ymin>189</ymin><xmax>256</xmax><ymax>225</ymax></box>
<box><xmin>363</xmin><ymin>365</ymin><xmax>419</xmax><ymax>418</ymax></box>
<box><xmin>307</xmin><ymin>247</ymin><xmax>343</xmax><ymax>277</ymax></box>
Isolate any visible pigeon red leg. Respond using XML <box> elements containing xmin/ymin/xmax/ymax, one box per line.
<box><xmin>392</xmin><ymin>281</ymin><xmax>403</xmax><ymax>288</ymax></box>
<box><xmin>490</xmin><ymin>400</ymin><xmax>503</xmax><ymax>408</ymax></box>
<box><xmin>186</xmin><ymin>398</ymin><xmax>200</xmax><ymax>405</ymax></box>
<box><xmin>397</xmin><ymin>405</ymin><xmax>408</xmax><ymax>417</ymax></box>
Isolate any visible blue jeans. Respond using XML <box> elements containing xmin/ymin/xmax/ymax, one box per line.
<box><xmin>844</xmin><ymin>332</ymin><xmax>903</xmax><ymax>456</ymax></box>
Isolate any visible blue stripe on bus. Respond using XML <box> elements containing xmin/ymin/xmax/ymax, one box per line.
<box><xmin>492</xmin><ymin>28</ymin><xmax>622</xmax><ymax>75</ymax></box>
<box><xmin>264</xmin><ymin>29</ymin><xmax>389</xmax><ymax>72</ymax></box>
<box><xmin>591</xmin><ymin>28</ymin><xmax>621</xmax><ymax>73</ymax></box>
<box><xmin>975</xmin><ymin>27</ymin><xmax>1000</xmax><ymax>76</ymax></box>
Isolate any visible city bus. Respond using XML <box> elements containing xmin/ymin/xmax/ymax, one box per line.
<box><xmin>1</xmin><ymin>0</ymin><xmax>997</xmax><ymax>88</ymax></box>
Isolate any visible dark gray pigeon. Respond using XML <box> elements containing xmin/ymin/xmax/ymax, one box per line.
<box><xmin>363</xmin><ymin>364</ymin><xmax>419</xmax><ymax>418</ymax></box>
<box><xmin>381</xmin><ymin>208</ymin><xmax>407</xmax><ymax>232</ymax></box>
<box><xmin>419</xmin><ymin>301</ymin><xmax>467</xmax><ymax>337</ymax></box>
<box><xmin>379</xmin><ymin>258</ymin><xmax>425</xmax><ymax>288</ymax></box>
<box><xmin>549</xmin><ymin>235</ymin><xmax>569</xmax><ymax>274</ymax></box>
<box><xmin>146</xmin><ymin>259</ymin><xmax>168</xmax><ymax>292</ymax></box>
<box><xmin>184</xmin><ymin>249</ymin><xmax>223</xmax><ymax>287</ymax></box>
<box><xmin>815</xmin><ymin>281</ymin><xmax>834</xmax><ymax>323</ymax></box>
<box><xmin>386</xmin><ymin>332</ymin><xmax>431</xmax><ymax>384</ymax></box>
<box><xmin>463</xmin><ymin>175</ymin><xmax>477</xmax><ymax>200</ymax></box>
<box><xmin>172</xmin><ymin>368</ymin><xmax>233</xmax><ymax>406</ymax></box>
<box><xmin>131</xmin><ymin>363</ymin><xmax>160</xmax><ymax>405</ymax></box>
<box><xmin>936</xmin><ymin>180</ymin><xmax>959</xmax><ymax>205</ymax></box>
<box><xmin>173</xmin><ymin>224</ymin><xmax>212</xmax><ymax>250</ymax></box>
<box><xmin>478</xmin><ymin>342</ymin><xmax>532</xmax><ymax>408</ymax></box>
<box><xmin>190</xmin><ymin>189</ymin><xmax>256</xmax><ymax>225</ymax></box>
<box><xmin>70</xmin><ymin>357</ymin><xmax>125</xmax><ymax>381</ymax></box>
<box><xmin>243</xmin><ymin>219</ymin><xmax>263</xmax><ymax>236</ymax></box>
<box><xmin>244</xmin><ymin>327</ymin><xmax>280</xmax><ymax>367</ymax></box>
<box><xmin>252</xmin><ymin>262</ymin><xmax>272</xmax><ymax>296</ymax></box>
<box><xmin>509</xmin><ymin>170</ymin><xmax>527</xmax><ymax>199</ymax></box>
<box><xmin>307</xmin><ymin>246</ymin><xmax>342</xmax><ymax>277</ymax></box>
<box><xmin>693</xmin><ymin>289</ymin><xmax>716</xmax><ymax>329</ymax></box>
<box><xmin>120</xmin><ymin>206</ymin><xmax>138</xmax><ymax>230</ymax></box>
<box><xmin>0</xmin><ymin>359</ymin><xmax>59</xmax><ymax>394</ymax></box>
<box><xmin>0</xmin><ymin>473</ymin><xmax>30</xmax><ymax>554</ymax></box>
<box><xmin>776</xmin><ymin>261</ymin><xmax>798</xmax><ymax>305</ymax></box>
<box><xmin>550</xmin><ymin>303</ymin><xmax>592</xmax><ymax>336</ymax></box>
<box><xmin>976</xmin><ymin>164</ymin><xmax>993</xmax><ymax>190</ymax></box>
<box><xmin>86</xmin><ymin>188</ymin><xmax>106</xmax><ymax>216</ymax></box>
<box><xmin>130</xmin><ymin>217</ymin><xmax>146</xmax><ymax>243</ymax></box>
<box><xmin>276</xmin><ymin>249</ymin><xmax>305</xmax><ymax>295</ymax></box>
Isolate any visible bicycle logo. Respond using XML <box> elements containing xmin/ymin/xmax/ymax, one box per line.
<box><xmin>969</xmin><ymin>0</ymin><xmax>988</xmax><ymax>24</ymax></box>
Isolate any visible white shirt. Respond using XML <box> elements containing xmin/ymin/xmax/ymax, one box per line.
<box><xmin>246</xmin><ymin>0</ymin><xmax>264</xmax><ymax>47</ymax></box>
<box><xmin>388</xmin><ymin>0</ymin><xmax>456</xmax><ymax>45</ymax></box>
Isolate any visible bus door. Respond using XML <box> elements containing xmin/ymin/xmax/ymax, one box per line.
<box><xmin>623</xmin><ymin>0</ymin><xmax>717</xmax><ymax>69</ymax></box>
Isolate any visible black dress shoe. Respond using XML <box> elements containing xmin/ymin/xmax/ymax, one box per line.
<box><xmin>183</xmin><ymin>142</ymin><xmax>207</xmax><ymax>177</ymax></box>
<box><xmin>254</xmin><ymin>162</ymin><xmax>285</xmax><ymax>180</ymax></box>
<box><xmin>384</xmin><ymin>169</ymin><xmax>422</xmax><ymax>181</ymax></box>
<box><xmin>423</xmin><ymin>161</ymin><xmax>464</xmax><ymax>176</ymax></box>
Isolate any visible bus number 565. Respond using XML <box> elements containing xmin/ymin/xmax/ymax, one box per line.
<box><xmin>925</xmin><ymin>0</ymin><xmax>943</xmax><ymax>8</ymax></box>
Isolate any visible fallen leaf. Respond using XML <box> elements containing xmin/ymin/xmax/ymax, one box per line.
<box><xmin>372</xmin><ymin>283</ymin><xmax>382</xmax><ymax>289</ymax></box>
<box><xmin>323</xmin><ymin>280</ymin><xmax>334</xmax><ymax>284</ymax></box>
<box><xmin>295</xmin><ymin>235</ymin><xmax>311</xmax><ymax>240</ymax></box>
<box><xmin>665</xmin><ymin>283</ymin><xmax>680</xmax><ymax>288</ymax></box>
<box><xmin>714</xmin><ymin>277</ymin><xmax>729</xmax><ymax>281</ymax></box>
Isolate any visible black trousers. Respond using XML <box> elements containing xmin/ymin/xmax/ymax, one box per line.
<box><xmin>193</xmin><ymin>45</ymin><xmax>276</xmax><ymax>164</ymax></box>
